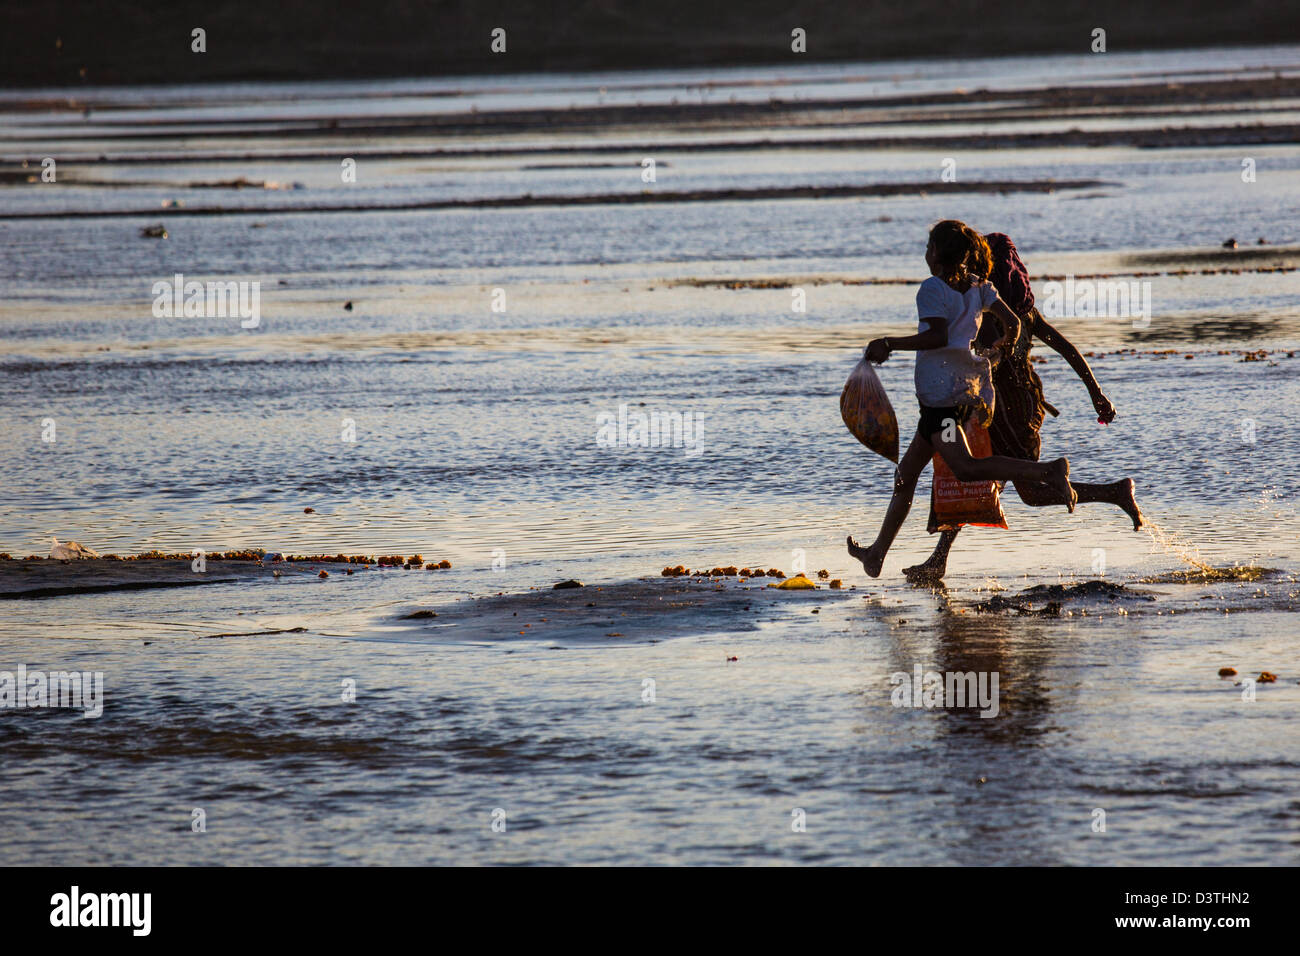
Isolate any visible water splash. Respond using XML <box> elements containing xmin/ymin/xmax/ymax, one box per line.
<box><xmin>1136</xmin><ymin>519</ymin><xmax>1281</xmax><ymax>582</ymax></box>
<box><xmin>1140</xmin><ymin>518</ymin><xmax>1213</xmax><ymax>572</ymax></box>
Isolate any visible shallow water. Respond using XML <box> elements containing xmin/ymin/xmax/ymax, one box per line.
<box><xmin>1</xmin><ymin>45</ymin><xmax>1298</xmax><ymax>865</ymax></box>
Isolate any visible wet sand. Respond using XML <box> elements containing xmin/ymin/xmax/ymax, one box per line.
<box><xmin>395</xmin><ymin>576</ymin><xmax>848</xmax><ymax>643</ymax></box>
<box><xmin>0</xmin><ymin>557</ymin><xmax>319</xmax><ymax>599</ymax></box>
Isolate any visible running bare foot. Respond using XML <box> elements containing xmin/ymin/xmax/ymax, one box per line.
<box><xmin>1047</xmin><ymin>458</ymin><xmax>1077</xmax><ymax>513</ymax></box>
<box><xmin>903</xmin><ymin>554</ymin><xmax>947</xmax><ymax>582</ymax></box>
<box><xmin>847</xmin><ymin>534</ymin><xmax>885</xmax><ymax>578</ymax></box>
<box><xmin>905</xmin><ymin>528</ymin><xmax>958</xmax><ymax>581</ymax></box>
<box><xmin>1118</xmin><ymin>478</ymin><xmax>1145</xmax><ymax>531</ymax></box>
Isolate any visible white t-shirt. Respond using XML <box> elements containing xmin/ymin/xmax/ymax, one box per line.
<box><xmin>913</xmin><ymin>275</ymin><xmax>999</xmax><ymax>422</ymax></box>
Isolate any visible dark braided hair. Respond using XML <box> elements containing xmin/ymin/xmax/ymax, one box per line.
<box><xmin>928</xmin><ymin>220</ymin><xmax>993</xmax><ymax>291</ymax></box>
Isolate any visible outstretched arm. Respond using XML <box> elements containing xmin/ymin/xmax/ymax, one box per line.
<box><xmin>1032</xmin><ymin>314</ymin><xmax>1117</xmax><ymax>423</ymax></box>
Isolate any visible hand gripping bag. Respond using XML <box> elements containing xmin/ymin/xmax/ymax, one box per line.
<box><xmin>840</xmin><ymin>358</ymin><xmax>899</xmax><ymax>463</ymax></box>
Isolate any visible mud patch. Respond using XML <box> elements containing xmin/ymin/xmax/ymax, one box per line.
<box><xmin>397</xmin><ymin>576</ymin><xmax>850</xmax><ymax>644</ymax></box>
<box><xmin>973</xmin><ymin>579</ymin><xmax>1158</xmax><ymax>615</ymax></box>
<box><xmin>1021</xmin><ymin>581</ymin><xmax>1159</xmax><ymax>602</ymax></box>
<box><xmin>972</xmin><ymin>595</ymin><xmax>1064</xmax><ymax>616</ymax></box>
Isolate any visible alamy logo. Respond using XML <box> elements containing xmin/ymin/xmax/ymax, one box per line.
<box><xmin>1039</xmin><ymin>276</ymin><xmax>1151</xmax><ymax>329</ymax></box>
<box><xmin>0</xmin><ymin>665</ymin><xmax>103</xmax><ymax>718</ymax></box>
<box><xmin>596</xmin><ymin>404</ymin><xmax>705</xmax><ymax>458</ymax></box>
<box><xmin>890</xmin><ymin>665</ymin><xmax>1000</xmax><ymax>718</ymax></box>
<box><xmin>50</xmin><ymin>886</ymin><xmax>151</xmax><ymax>936</ymax></box>
<box><xmin>152</xmin><ymin>273</ymin><xmax>261</xmax><ymax>328</ymax></box>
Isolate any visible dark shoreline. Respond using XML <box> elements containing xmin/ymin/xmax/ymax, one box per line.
<box><xmin>0</xmin><ymin>180</ymin><xmax>1109</xmax><ymax>221</ymax></box>
<box><xmin>5</xmin><ymin>1</ymin><xmax>1300</xmax><ymax>89</ymax></box>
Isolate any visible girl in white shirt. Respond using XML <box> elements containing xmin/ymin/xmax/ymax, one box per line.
<box><xmin>848</xmin><ymin>220</ymin><xmax>1076</xmax><ymax>578</ymax></box>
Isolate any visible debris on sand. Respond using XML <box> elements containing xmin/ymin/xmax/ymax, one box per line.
<box><xmin>1257</xmin><ymin>672</ymin><xmax>1278</xmax><ymax>683</ymax></box>
<box><xmin>1</xmin><ymin>549</ymin><xmax>453</xmax><ymax>567</ymax></box>
<box><xmin>1218</xmin><ymin>667</ymin><xmax>1238</xmax><ymax>677</ymax></box>
<box><xmin>203</xmin><ymin>626</ymin><xmax>307</xmax><ymax>638</ymax></box>
<box><xmin>771</xmin><ymin>573</ymin><xmax>816</xmax><ymax>590</ymax></box>
<box><xmin>661</xmin><ymin>564</ymin><xmax>784</xmax><ymax>579</ymax></box>
<box><xmin>49</xmin><ymin>537</ymin><xmax>99</xmax><ymax>560</ymax></box>
<box><xmin>553</xmin><ymin>579</ymin><xmax>584</xmax><ymax>589</ymax></box>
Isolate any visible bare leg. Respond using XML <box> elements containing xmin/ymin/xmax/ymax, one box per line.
<box><xmin>848</xmin><ymin>432</ymin><xmax>934</xmax><ymax>577</ymax></box>
<box><xmin>1012</xmin><ymin>477</ymin><xmax>1143</xmax><ymax>530</ymax></box>
<box><xmin>931</xmin><ymin>425</ymin><xmax>1077</xmax><ymax>512</ymax></box>
<box><xmin>904</xmin><ymin>528</ymin><xmax>960</xmax><ymax>581</ymax></box>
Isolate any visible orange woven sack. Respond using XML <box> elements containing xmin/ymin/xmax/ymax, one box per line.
<box><xmin>840</xmin><ymin>358</ymin><xmax>899</xmax><ymax>463</ymax></box>
<box><xmin>929</xmin><ymin>420</ymin><xmax>1008</xmax><ymax>530</ymax></box>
